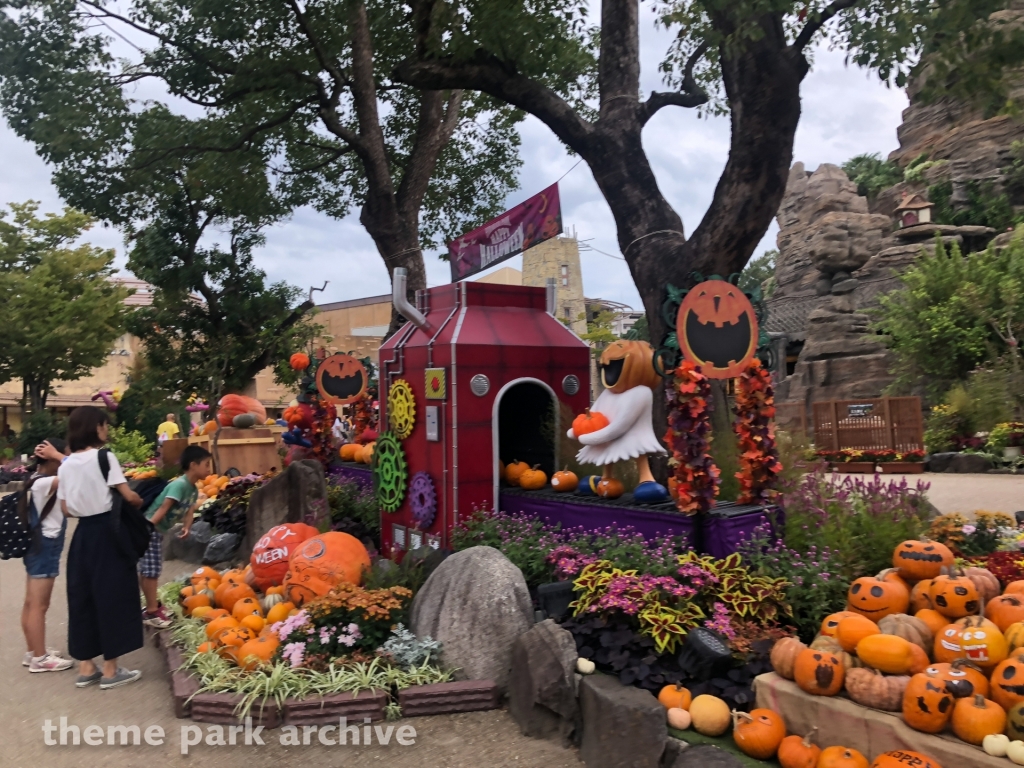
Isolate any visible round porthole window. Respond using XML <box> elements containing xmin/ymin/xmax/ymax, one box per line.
<box><xmin>562</xmin><ymin>375</ymin><xmax>580</xmax><ymax>396</ymax></box>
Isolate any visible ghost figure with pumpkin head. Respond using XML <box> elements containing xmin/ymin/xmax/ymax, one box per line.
<box><xmin>567</xmin><ymin>339</ymin><xmax>669</xmax><ymax>503</ymax></box>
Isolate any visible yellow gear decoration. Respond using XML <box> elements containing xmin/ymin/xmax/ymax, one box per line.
<box><xmin>387</xmin><ymin>379</ymin><xmax>416</xmax><ymax>439</ymax></box>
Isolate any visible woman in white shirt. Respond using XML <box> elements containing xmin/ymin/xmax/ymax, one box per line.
<box><xmin>59</xmin><ymin>407</ymin><xmax>145</xmax><ymax>690</ymax></box>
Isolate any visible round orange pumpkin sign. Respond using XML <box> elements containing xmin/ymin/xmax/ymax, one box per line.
<box><xmin>316</xmin><ymin>354</ymin><xmax>369</xmax><ymax>405</ymax></box>
<box><xmin>676</xmin><ymin>280</ymin><xmax>758</xmax><ymax>379</ymax></box>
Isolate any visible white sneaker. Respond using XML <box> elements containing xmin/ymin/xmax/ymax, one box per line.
<box><xmin>29</xmin><ymin>653</ymin><xmax>74</xmax><ymax>672</ymax></box>
<box><xmin>23</xmin><ymin>648</ymin><xmax>65</xmax><ymax>667</ymax></box>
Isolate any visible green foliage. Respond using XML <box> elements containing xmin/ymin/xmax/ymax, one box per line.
<box><xmin>326</xmin><ymin>477</ymin><xmax>380</xmax><ymax>538</ymax></box>
<box><xmin>580</xmin><ymin>309</ymin><xmax>619</xmax><ymax>355</ymax></box>
<box><xmin>15</xmin><ymin>410</ymin><xmax>66</xmax><ymax>455</ymax></box>
<box><xmin>841</xmin><ymin>154</ymin><xmax>904</xmax><ymax>199</ymax></box>
<box><xmin>0</xmin><ymin>202</ymin><xmax>128</xmax><ymax>413</ymax></box>
<box><xmin>115</xmin><ymin>379</ymin><xmax>189</xmax><ymax>441</ymax></box>
<box><xmin>106</xmin><ymin>425</ymin><xmax>154</xmax><ymax>466</ymax></box>
<box><xmin>624</xmin><ymin>314</ymin><xmax>649</xmax><ymax>341</ymax></box>
<box><xmin>738</xmin><ymin>250</ymin><xmax>777</xmax><ymax>296</ymax></box>
<box><xmin>929</xmin><ymin>180</ymin><xmax>1021</xmax><ymax>231</ymax></box>
<box><xmin>924</xmin><ymin>361</ymin><xmax>1020</xmax><ymax>451</ymax></box>
<box><xmin>986</xmin><ymin>421</ymin><xmax>1024</xmax><ymax>452</ymax></box>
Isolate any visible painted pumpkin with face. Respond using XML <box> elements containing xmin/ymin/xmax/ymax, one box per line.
<box><xmin>988</xmin><ymin>595</ymin><xmax>1024</xmax><ymax>632</ymax></box>
<box><xmin>597</xmin><ymin>340</ymin><xmax>660</xmax><ymax>393</ymax></box>
<box><xmin>846</xmin><ymin>575</ymin><xmax>910</xmax><ymax>620</ymax></box>
<box><xmin>910</xmin><ymin>579</ymin><xmax>934</xmax><ymax>613</ymax></box>
<box><xmin>926</xmin><ymin>661</ymin><xmax>988</xmax><ymax>698</ymax></box>
<box><xmin>892</xmin><ymin>540</ymin><xmax>954</xmax><ymax>581</ymax></box>
<box><xmin>793</xmin><ymin>648</ymin><xmax>844</xmax><ymax>696</ymax></box>
<box><xmin>991</xmin><ymin>657</ymin><xmax>1024</xmax><ymax>711</ymax></box>
<box><xmin>902</xmin><ymin>672</ymin><xmax>954</xmax><ymax>733</ymax></box>
<box><xmin>929</xmin><ymin>573</ymin><xmax>980</xmax><ymax>619</ymax></box>
<box><xmin>820</xmin><ymin>611</ymin><xmax>860</xmax><ymax>638</ymax></box>
<box><xmin>316</xmin><ymin>354</ymin><xmax>368</xmax><ymax>405</ymax></box>
<box><xmin>955</xmin><ymin>616</ymin><xmax>1007</xmax><ymax>671</ymax></box>
<box><xmin>676</xmin><ymin>280</ymin><xmax>758</xmax><ymax>379</ymax></box>
<box><xmin>933</xmin><ymin>624</ymin><xmax>964</xmax><ymax>664</ymax></box>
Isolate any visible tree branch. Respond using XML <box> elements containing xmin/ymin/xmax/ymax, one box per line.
<box><xmin>283</xmin><ymin>0</ymin><xmax>350</xmax><ymax>92</ymax></box>
<box><xmin>396</xmin><ymin>89</ymin><xmax>463</xmax><ymax>221</ymax></box>
<box><xmin>791</xmin><ymin>0</ymin><xmax>861</xmax><ymax>52</ymax></box>
<box><xmin>308</xmin><ymin>281</ymin><xmax>328</xmax><ymax>303</ymax></box>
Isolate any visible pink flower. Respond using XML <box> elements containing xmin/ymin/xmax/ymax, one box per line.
<box><xmin>281</xmin><ymin>642</ymin><xmax>306</xmax><ymax>668</ymax></box>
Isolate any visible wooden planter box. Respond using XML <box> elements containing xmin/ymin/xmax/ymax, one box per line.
<box><xmin>878</xmin><ymin>462</ymin><xmax>925</xmax><ymax>474</ymax></box>
<box><xmin>835</xmin><ymin>462</ymin><xmax>876</xmax><ymax>473</ymax></box>
<box><xmin>189</xmin><ymin>427</ymin><xmax>282</xmax><ymax>476</ymax></box>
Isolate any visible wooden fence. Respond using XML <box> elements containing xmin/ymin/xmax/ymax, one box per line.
<box><xmin>811</xmin><ymin>397</ymin><xmax>923</xmax><ymax>452</ymax></box>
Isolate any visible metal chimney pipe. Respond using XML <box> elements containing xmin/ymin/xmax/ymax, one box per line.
<box><xmin>546</xmin><ymin>277</ymin><xmax>556</xmax><ymax>316</ymax></box>
<box><xmin>392</xmin><ymin>268</ymin><xmax>430</xmax><ymax>331</ymax></box>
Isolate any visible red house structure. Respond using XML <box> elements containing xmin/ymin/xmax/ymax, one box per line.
<box><xmin>376</xmin><ymin>271</ymin><xmax>591</xmax><ymax>556</ymax></box>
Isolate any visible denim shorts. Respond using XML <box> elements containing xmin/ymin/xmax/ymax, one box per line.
<box><xmin>24</xmin><ymin>519</ymin><xmax>67</xmax><ymax>579</ymax></box>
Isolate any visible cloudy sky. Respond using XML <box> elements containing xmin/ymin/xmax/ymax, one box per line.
<box><xmin>0</xmin><ymin>17</ymin><xmax>908</xmax><ymax>311</ymax></box>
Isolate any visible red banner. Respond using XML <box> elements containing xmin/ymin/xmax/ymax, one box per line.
<box><xmin>448</xmin><ymin>183</ymin><xmax>562</xmax><ymax>281</ymax></box>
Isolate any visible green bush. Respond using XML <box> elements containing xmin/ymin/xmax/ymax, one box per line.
<box><xmin>841</xmin><ymin>153</ymin><xmax>904</xmax><ymax>199</ymax></box>
<box><xmin>16</xmin><ymin>411</ymin><xmax>67</xmax><ymax>455</ymax></box>
<box><xmin>106</xmin><ymin>425</ymin><xmax>155</xmax><ymax>465</ymax></box>
<box><xmin>326</xmin><ymin>477</ymin><xmax>380</xmax><ymax>537</ymax></box>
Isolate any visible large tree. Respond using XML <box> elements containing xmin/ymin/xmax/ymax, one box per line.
<box><xmin>0</xmin><ymin>202</ymin><xmax>129</xmax><ymax>414</ymax></box>
<box><xmin>393</xmin><ymin>0</ymin><xmax>1024</xmax><ymax>353</ymax></box>
<box><xmin>0</xmin><ymin>0</ymin><xmax>523</xmax><ymax>325</ymax></box>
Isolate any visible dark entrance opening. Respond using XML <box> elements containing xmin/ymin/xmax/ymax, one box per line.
<box><xmin>498</xmin><ymin>381</ymin><xmax>556</xmax><ymax>479</ymax></box>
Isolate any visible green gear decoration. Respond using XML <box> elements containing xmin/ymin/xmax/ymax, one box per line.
<box><xmin>387</xmin><ymin>379</ymin><xmax>416</xmax><ymax>440</ymax></box>
<box><xmin>371</xmin><ymin>431</ymin><xmax>408</xmax><ymax>513</ymax></box>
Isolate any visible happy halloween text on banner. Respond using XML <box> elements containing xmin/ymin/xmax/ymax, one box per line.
<box><xmin>447</xmin><ymin>183</ymin><xmax>562</xmax><ymax>282</ymax></box>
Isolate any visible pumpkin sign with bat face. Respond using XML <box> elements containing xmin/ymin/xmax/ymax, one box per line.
<box><xmin>676</xmin><ymin>280</ymin><xmax>758</xmax><ymax>379</ymax></box>
<box><xmin>316</xmin><ymin>354</ymin><xmax>368</xmax><ymax>405</ymax></box>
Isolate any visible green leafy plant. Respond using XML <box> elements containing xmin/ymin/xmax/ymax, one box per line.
<box><xmin>106</xmin><ymin>425</ymin><xmax>155</xmax><ymax>466</ymax></box>
<box><xmin>987</xmin><ymin>422</ymin><xmax>1024</xmax><ymax>452</ymax></box>
<box><xmin>841</xmin><ymin>153</ymin><xmax>904</xmax><ymax>199</ymax></box>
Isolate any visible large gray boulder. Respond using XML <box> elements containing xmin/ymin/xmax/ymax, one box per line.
<box><xmin>672</xmin><ymin>745</ymin><xmax>742</xmax><ymax>768</ymax></box>
<box><xmin>508</xmin><ymin>619</ymin><xmax>580</xmax><ymax>746</ymax></box>
<box><xmin>946</xmin><ymin>453</ymin><xmax>994</xmax><ymax>474</ymax></box>
<box><xmin>243</xmin><ymin>460</ymin><xmax>327</xmax><ymax>554</ymax></box>
<box><xmin>163</xmin><ymin>520</ymin><xmax>213</xmax><ymax>563</ymax></box>
<box><xmin>410</xmin><ymin>546</ymin><xmax>533</xmax><ymax>694</ymax></box>
<box><xmin>578</xmin><ymin>674</ymin><xmax>668</xmax><ymax>768</ymax></box>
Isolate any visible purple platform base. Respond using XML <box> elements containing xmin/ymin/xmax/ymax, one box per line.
<box><xmin>330</xmin><ymin>462</ymin><xmax>373</xmax><ymax>490</ymax></box>
<box><xmin>499</xmin><ymin>487</ymin><xmax>780</xmax><ymax>558</ymax></box>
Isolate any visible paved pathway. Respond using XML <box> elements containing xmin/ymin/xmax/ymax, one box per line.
<box><xmin>846</xmin><ymin>472</ymin><xmax>1024</xmax><ymax>516</ymax></box>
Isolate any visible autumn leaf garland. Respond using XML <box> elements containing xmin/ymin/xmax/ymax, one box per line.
<box><xmin>664</xmin><ymin>360</ymin><xmax>720</xmax><ymax>515</ymax></box>
<box><xmin>733</xmin><ymin>359</ymin><xmax>782</xmax><ymax>505</ymax></box>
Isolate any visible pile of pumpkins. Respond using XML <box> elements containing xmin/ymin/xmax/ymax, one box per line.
<box><xmin>770</xmin><ymin>537</ymin><xmax>1024</xmax><ymax>762</ymax></box>
<box><xmin>124</xmin><ymin>465</ymin><xmax>159</xmax><ymax>480</ymax></box>
<box><xmin>500</xmin><ymin>458</ymin><xmax>629</xmax><ymax>498</ymax></box>
<box><xmin>655</xmin><ymin>682</ymin><xmax>942</xmax><ymax>767</ymax></box>
<box><xmin>198</xmin><ymin>474</ymin><xmax>232</xmax><ymax>500</ymax></box>
<box><xmin>339</xmin><ymin>442</ymin><xmax>375</xmax><ymax>464</ymax></box>
<box><xmin>180</xmin><ymin>565</ymin><xmax>294</xmax><ymax>670</ymax></box>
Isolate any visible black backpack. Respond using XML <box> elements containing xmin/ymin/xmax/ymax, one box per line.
<box><xmin>133</xmin><ymin>476</ymin><xmax>169</xmax><ymax>512</ymax></box>
<box><xmin>0</xmin><ymin>477</ymin><xmax>57</xmax><ymax>560</ymax></box>
<box><xmin>99</xmin><ymin>449</ymin><xmax>156</xmax><ymax>560</ymax></box>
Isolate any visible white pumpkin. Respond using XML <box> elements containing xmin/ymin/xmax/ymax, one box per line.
<box><xmin>261</xmin><ymin>592</ymin><xmax>285</xmax><ymax>613</ymax></box>
<box><xmin>984</xmin><ymin>734</ymin><xmax>1010</xmax><ymax>758</ymax></box>
<box><xmin>575</xmin><ymin>657</ymin><xmax>596</xmax><ymax>675</ymax></box>
<box><xmin>667</xmin><ymin>708</ymin><xmax>691</xmax><ymax>730</ymax></box>
<box><xmin>1008</xmin><ymin>740</ymin><xmax>1024</xmax><ymax>766</ymax></box>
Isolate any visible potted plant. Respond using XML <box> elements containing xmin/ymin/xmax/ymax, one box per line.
<box><xmin>987</xmin><ymin>422</ymin><xmax>1024</xmax><ymax>460</ymax></box>
<box><xmin>877</xmin><ymin>449</ymin><xmax>926</xmax><ymax>474</ymax></box>
<box><xmin>834</xmin><ymin>449</ymin><xmax>875</xmax><ymax>474</ymax></box>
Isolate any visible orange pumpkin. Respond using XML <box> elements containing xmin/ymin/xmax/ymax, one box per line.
<box><xmin>914</xmin><ymin>608</ymin><xmax>949</xmax><ymax>637</ymax></box>
<box><xmin>676</xmin><ymin>281</ymin><xmax>758</xmax><ymax>379</ymax></box>
<box><xmin>598</xmin><ymin>339</ymin><xmax>660</xmax><ymax>392</ymax></box>
<box><xmin>283</xmin><ymin>532</ymin><xmax>371</xmax><ymax>607</ymax></box>
<box><xmin>868</xmin><ymin>751</ymin><xmax>942</xmax><ymax>768</ymax></box>
<box><xmin>956</xmin><ymin>615</ymin><xmax>1007</xmax><ymax>670</ymax></box>
<box><xmin>817</xmin><ymin>746</ymin><xmax>868</xmax><ymax>768</ymax></box>
<box><xmin>519</xmin><ymin>465</ymin><xmax>547</xmax><ymax>490</ymax></box>
<box><xmin>892</xmin><ymin>539</ymin><xmax>954</xmax><ymax>581</ymax></box>
<box><xmin>237</xmin><ymin>635</ymin><xmax>280</xmax><ymax>671</ymax></box>
<box><xmin>182</xmin><ymin>594</ymin><xmax>211</xmax><ymax>615</ymax></box>
<box><xmin>572</xmin><ymin>409</ymin><xmax>610</xmax><ymax>436</ymax></box>
<box><xmin>217</xmin><ymin>393</ymin><xmax>267</xmax><ymax>427</ymax></box>
<box><xmin>902</xmin><ymin>672</ymin><xmax>954</xmax><ymax>733</ymax></box>
<box><xmin>180</xmin><ymin>585</ymin><xmax>195</xmax><ymax>599</ymax></box>
<box><xmin>657</xmin><ymin>684</ymin><xmax>692</xmax><ymax>710</ymax></box>
<box><xmin>731</xmin><ymin>709</ymin><xmax>786</xmax><ymax>760</ymax></box>
<box><xmin>1006</xmin><ymin>581</ymin><xmax>1024</xmax><ymax>596</ymax></box>
<box><xmin>856</xmin><ymin>634</ymin><xmax>914</xmax><ymax>675</ymax></box>
<box><xmin>265</xmin><ymin>601</ymin><xmax>295</xmax><ymax>625</ymax></box>
<box><xmin>926</xmin><ymin>661</ymin><xmax>989</xmax><ymax>698</ymax></box>
<box><xmin>231</xmin><ymin>596</ymin><xmax>263</xmax><ymax>621</ymax></box>
<box><xmin>793</xmin><ymin>648</ymin><xmax>844</xmax><ymax>696</ymax></box>
<box><xmin>202</xmin><ymin>608</ymin><xmax>229</xmax><ymax>623</ymax></box>
<box><xmin>988</xmin><ymin>595</ymin><xmax>1024</xmax><ymax>632</ymax></box>
<box><xmin>205</xmin><ymin>615</ymin><xmax>240</xmax><ymax>642</ymax></box>
<box><xmin>951</xmin><ymin>693</ymin><xmax>1006</xmax><ymax>745</ymax></box>
<box><xmin>339</xmin><ymin>443</ymin><xmax>360</xmax><ymax>462</ymax></box>
<box><xmin>596</xmin><ymin>477</ymin><xmax>625</xmax><ymax>499</ymax></box>
<box><xmin>191</xmin><ymin>566</ymin><xmax>220</xmax><ymax>586</ymax></box>
<box><xmin>777</xmin><ymin>731</ymin><xmax>820</xmax><ymax>768</ymax></box>
<box><xmin>316</xmin><ymin>353</ymin><xmax>368</xmax><ymax>405</ymax></box>
<box><xmin>990</xmin><ymin>657</ymin><xmax>1024</xmax><ymax>711</ymax></box>
<box><xmin>965</xmin><ymin>566</ymin><xmax>1001</xmax><ymax>604</ymax></box>
<box><xmin>820</xmin><ymin>611</ymin><xmax>859</xmax><ymax>638</ymax></box>
<box><xmin>910</xmin><ymin>579</ymin><xmax>934</xmax><ymax>613</ymax></box>
<box><xmin>846</xmin><ymin>575</ymin><xmax>909</xmax><ymax>620</ymax></box>
<box><xmin>1007</xmin><ymin>622</ymin><xmax>1024</xmax><ymax>651</ymax></box>
<box><xmin>240</xmin><ymin>614</ymin><xmax>265</xmax><ymax>634</ymax></box>
<box><xmin>551</xmin><ymin>468</ymin><xmax>579</xmax><ymax>492</ymax></box>
<box><xmin>933</xmin><ymin>624</ymin><xmax>964</xmax><ymax>663</ymax></box>
<box><xmin>202</xmin><ymin>419</ymin><xmax>219</xmax><ymax>435</ymax></box>
<box><xmin>283</xmin><ymin>403</ymin><xmax>314</xmax><ymax>430</ymax></box>
<box><xmin>505</xmin><ymin>460</ymin><xmax>530</xmax><ymax>486</ymax></box>
<box><xmin>289</xmin><ymin>352</ymin><xmax>310</xmax><ymax>371</ymax></box>
<box><xmin>835</xmin><ymin>615</ymin><xmax>880</xmax><ymax>652</ymax></box>
<box><xmin>215</xmin><ymin>582</ymin><xmax>256</xmax><ymax>614</ymax></box>
<box><xmin>907</xmin><ymin>643</ymin><xmax>930</xmax><ymax>674</ymax></box>
<box><xmin>250</xmin><ymin>522</ymin><xmax>320</xmax><ymax>591</ymax></box>
<box><xmin>929</xmin><ymin>573</ymin><xmax>980</xmax><ymax>619</ymax></box>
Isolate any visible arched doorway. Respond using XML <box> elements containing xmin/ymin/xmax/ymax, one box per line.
<box><xmin>491</xmin><ymin>378</ymin><xmax>558</xmax><ymax>502</ymax></box>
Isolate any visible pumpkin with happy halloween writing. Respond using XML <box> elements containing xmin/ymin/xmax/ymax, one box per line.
<box><xmin>793</xmin><ymin>648</ymin><xmax>844</xmax><ymax>696</ymax></box>
<box><xmin>902</xmin><ymin>672</ymin><xmax>955</xmax><ymax>733</ymax></box>
<box><xmin>929</xmin><ymin>572</ymin><xmax>980</xmax><ymax>619</ymax></box>
<box><xmin>676</xmin><ymin>280</ymin><xmax>758</xmax><ymax>379</ymax></box>
<box><xmin>868</xmin><ymin>751</ymin><xmax>943</xmax><ymax>768</ymax></box>
<box><xmin>316</xmin><ymin>353</ymin><xmax>368</xmax><ymax>405</ymax></box>
<box><xmin>892</xmin><ymin>540</ymin><xmax>954</xmax><ymax>582</ymax></box>
<box><xmin>250</xmin><ymin>522</ymin><xmax>319</xmax><ymax>591</ymax></box>
<box><xmin>991</xmin><ymin>657</ymin><xmax>1024</xmax><ymax>711</ymax></box>
<box><xmin>847</xmin><ymin>575</ymin><xmax>910</xmax><ymax>620</ymax></box>
<box><xmin>597</xmin><ymin>340</ymin><xmax>660</xmax><ymax>393</ymax></box>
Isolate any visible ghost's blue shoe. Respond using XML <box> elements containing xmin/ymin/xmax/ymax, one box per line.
<box><xmin>632</xmin><ymin>481</ymin><xmax>670</xmax><ymax>503</ymax></box>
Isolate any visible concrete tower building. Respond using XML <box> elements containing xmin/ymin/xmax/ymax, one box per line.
<box><xmin>522</xmin><ymin>236</ymin><xmax>588</xmax><ymax>337</ymax></box>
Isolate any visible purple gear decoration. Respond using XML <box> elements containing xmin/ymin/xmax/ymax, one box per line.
<box><xmin>408</xmin><ymin>471</ymin><xmax>437</xmax><ymax>531</ymax></box>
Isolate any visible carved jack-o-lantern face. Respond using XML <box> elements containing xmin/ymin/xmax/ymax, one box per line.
<box><xmin>846</xmin><ymin>576</ymin><xmax>909</xmax><ymax>620</ymax></box>
<box><xmin>316</xmin><ymin>354</ymin><xmax>368</xmax><ymax>405</ymax></box>
<box><xmin>598</xmin><ymin>340</ymin><xmax>660</xmax><ymax>394</ymax></box>
<box><xmin>676</xmin><ymin>280</ymin><xmax>758</xmax><ymax>379</ymax></box>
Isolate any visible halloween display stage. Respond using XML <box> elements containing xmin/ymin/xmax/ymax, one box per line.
<box><xmin>331</xmin><ymin>271</ymin><xmax>775</xmax><ymax>559</ymax></box>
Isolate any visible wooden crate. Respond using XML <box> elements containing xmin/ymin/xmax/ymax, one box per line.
<box><xmin>188</xmin><ymin>428</ymin><xmax>282</xmax><ymax>476</ymax></box>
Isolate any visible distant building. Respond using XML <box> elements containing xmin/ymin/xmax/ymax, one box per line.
<box><xmin>894</xmin><ymin>193</ymin><xmax>934</xmax><ymax>228</ymax></box>
<box><xmin>522</xmin><ymin>236</ymin><xmax>588</xmax><ymax>336</ymax></box>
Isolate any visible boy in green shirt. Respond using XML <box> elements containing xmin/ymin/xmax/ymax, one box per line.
<box><xmin>138</xmin><ymin>445</ymin><xmax>213</xmax><ymax>628</ymax></box>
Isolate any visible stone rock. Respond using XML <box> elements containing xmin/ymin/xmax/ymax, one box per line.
<box><xmin>243</xmin><ymin>460</ymin><xmax>327</xmax><ymax>555</ymax></box>
<box><xmin>926</xmin><ymin>452</ymin><xmax>958</xmax><ymax>473</ymax></box>
<box><xmin>945</xmin><ymin>453</ymin><xmax>994</xmax><ymax>474</ymax></box>
<box><xmin>410</xmin><ymin>546</ymin><xmax>533</xmax><ymax>694</ymax></box>
<box><xmin>164</xmin><ymin>520</ymin><xmax>213</xmax><ymax>563</ymax></box>
<box><xmin>203</xmin><ymin>532</ymin><xmax>241</xmax><ymax>564</ymax></box>
<box><xmin>578</xmin><ymin>675</ymin><xmax>668</xmax><ymax>768</ymax></box>
<box><xmin>508</xmin><ymin>619</ymin><xmax>580</xmax><ymax>746</ymax></box>
<box><xmin>671</xmin><ymin>745</ymin><xmax>743</xmax><ymax>768</ymax></box>
<box><xmin>831</xmin><ymin>279</ymin><xmax>859</xmax><ymax>295</ymax></box>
